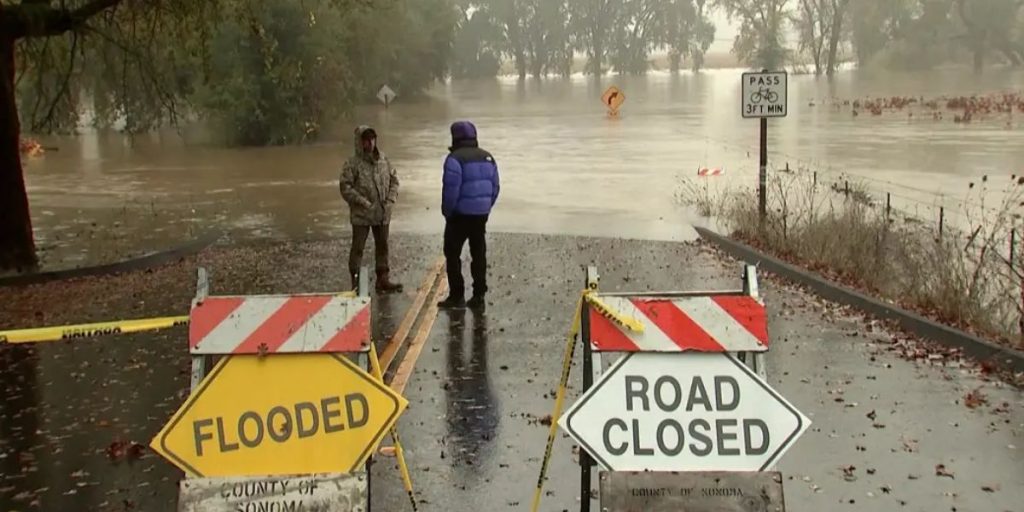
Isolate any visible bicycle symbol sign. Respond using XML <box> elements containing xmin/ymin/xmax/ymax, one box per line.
<box><xmin>742</xmin><ymin>71</ymin><xmax>788</xmax><ymax>119</ymax></box>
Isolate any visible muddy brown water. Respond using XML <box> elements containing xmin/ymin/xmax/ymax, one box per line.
<box><xmin>23</xmin><ymin>67</ymin><xmax>1024</xmax><ymax>270</ymax></box>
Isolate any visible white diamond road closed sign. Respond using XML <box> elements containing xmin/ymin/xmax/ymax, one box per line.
<box><xmin>559</xmin><ymin>352</ymin><xmax>810</xmax><ymax>472</ymax></box>
<box><xmin>742</xmin><ymin>71</ymin><xmax>787</xmax><ymax>119</ymax></box>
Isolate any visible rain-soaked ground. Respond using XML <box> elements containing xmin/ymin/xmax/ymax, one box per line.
<box><xmin>0</xmin><ymin>233</ymin><xmax>1021</xmax><ymax>512</ymax></box>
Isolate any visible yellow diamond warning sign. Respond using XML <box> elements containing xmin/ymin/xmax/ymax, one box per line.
<box><xmin>601</xmin><ymin>85</ymin><xmax>625</xmax><ymax>114</ymax></box>
<box><xmin>150</xmin><ymin>354</ymin><xmax>407</xmax><ymax>478</ymax></box>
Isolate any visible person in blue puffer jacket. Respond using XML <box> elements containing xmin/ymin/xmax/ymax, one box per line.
<box><xmin>437</xmin><ymin>120</ymin><xmax>500</xmax><ymax>309</ymax></box>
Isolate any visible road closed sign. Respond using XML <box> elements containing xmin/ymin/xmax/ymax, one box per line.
<box><xmin>151</xmin><ymin>353</ymin><xmax>407</xmax><ymax>478</ymax></box>
<box><xmin>559</xmin><ymin>352</ymin><xmax>809</xmax><ymax>472</ymax></box>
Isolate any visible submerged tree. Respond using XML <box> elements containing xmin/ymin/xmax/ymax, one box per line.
<box><xmin>792</xmin><ymin>0</ymin><xmax>850</xmax><ymax>76</ymax></box>
<box><xmin>664</xmin><ymin>0</ymin><xmax>716</xmax><ymax>72</ymax></box>
<box><xmin>952</xmin><ymin>0</ymin><xmax>1024</xmax><ymax>71</ymax></box>
<box><xmin>1</xmin><ymin>0</ymin><xmax>212</xmax><ymax>272</ymax></box>
<box><xmin>715</xmin><ymin>0</ymin><xmax>791</xmax><ymax>70</ymax></box>
<box><xmin>1</xmin><ymin>0</ymin><xmax>453</xmax><ymax>272</ymax></box>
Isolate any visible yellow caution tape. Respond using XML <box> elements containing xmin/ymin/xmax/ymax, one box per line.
<box><xmin>0</xmin><ymin>316</ymin><xmax>189</xmax><ymax>344</ymax></box>
<box><xmin>584</xmin><ymin>292</ymin><xmax>645</xmax><ymax>333</ymax></box>
<box><xmin>531</xmin><ymin>292</ymin><xmax>585</xmax><ymax>512</ymax></box>
<box><xmin>530</xmin><ymin>287</ymin><xmax>645</xmax><ymax>511</ymax></box>
<box><xmin>368</xmin><ymin>342</ymin><xmax>418</xmax><ymax>512</ymax></box>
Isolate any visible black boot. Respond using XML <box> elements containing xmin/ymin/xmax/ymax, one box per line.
<box><xmin>350</xmin><ymin>271</ymin><xmax>360</xmax><ymax>292</ymax></box>
<box><xmin>437</xmin><ymin>295</ymin><xmax>466</xmax><ymax>309</ymax></box>
<box><xmin>467</xmin><ymin>294</ymin><xmax>486</xmax><ymax>309</ymax></box>
<box><xmin>376</xmin><ymin>270</ymin><xmax>403</xmax><ymax>293</ymax></box>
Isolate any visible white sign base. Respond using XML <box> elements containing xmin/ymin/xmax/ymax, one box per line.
<box><xmin>177</xmin><ymin>473</ymin><xmax>367</xmax><ymax>512</ymax></box>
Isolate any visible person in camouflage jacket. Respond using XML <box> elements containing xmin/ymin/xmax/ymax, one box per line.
<box><xmin>340</xmin><ymin>125</ymin><xmax>403</xmax><ymax>292</ymax></box>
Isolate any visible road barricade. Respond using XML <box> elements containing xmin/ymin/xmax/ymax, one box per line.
<box><xmin>532</xmin><ymin>264</ymin><xmax>811</xmax><ymax>512</ymax></box>
<box><xmin>149</xmin><ymin>267</ymin><xmax>414</xmax><ymax>512</ymax></box>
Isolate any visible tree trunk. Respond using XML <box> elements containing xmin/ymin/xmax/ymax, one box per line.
<box><xmin>669</xmin><ymin>50</ymin><xmax>681</xmax><ymax>74</ymax></box>
<box><xmin>591</xmin><ymin>28</ymin><xmax>604</xmax><ymax>75</ymax></box>
<box><xmin>826</xmin><ymin>0</ymin><xmax>847</xmax><ymax>77</ymax></box>
<box><xmin>0</xmin><ymin>31</ymin><xmax>39</xmax><ymax>273</ymax></box>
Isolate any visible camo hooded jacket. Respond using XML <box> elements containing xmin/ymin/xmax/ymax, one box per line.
<box><xmin>339</xmin><ymin>125</ymin><xmax>399</xmax><ymax>226</ymax></box>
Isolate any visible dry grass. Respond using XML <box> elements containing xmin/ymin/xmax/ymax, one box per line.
<box><xmin>681</xmin><ymin>171</ymin><xmax>1024</xmax><ymax>349</ymax></box>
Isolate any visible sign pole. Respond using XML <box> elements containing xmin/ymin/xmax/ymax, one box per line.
<box><xmin>741</xmin><ymin>69</ymin><xmax>786</xmax><ymax>221</ymax></box>
<box><xmin>580</xmin><ymin>285</ymin><xmax>594</xmax><ymax>512</ymax></box>
<box><xmin>759</xmin><ymin>117</ymin><xmax>768</xmax><ymax>219</ymax></box>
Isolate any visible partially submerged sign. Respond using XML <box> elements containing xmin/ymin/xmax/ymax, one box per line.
<box><xmin>377</xmin><ymin>85</ymin><xmax>396</xmax><ymax>106</ymax></box>
<box><xmin>601</xmin><ymin>85</ymin><xmax>625</xmax><ymax>114</ymax></box>
<box><xmin>600</xmin><ymin>471</ymin><xmax>785</xmax><ymax>512</ymax></box>
<box><xmin>152</xmin><ymin>353</ymin><xmax>407</xmax><ymax>477</ymax></box>
<box><xmin>559</xmin><ymin>352</ymin><xmax>809</xmax><ymax>472</ymax></box>
<box><xmin>178</xmin><ymin>473</ymin><xmax>367</xmax><ymax>512</ymax></box>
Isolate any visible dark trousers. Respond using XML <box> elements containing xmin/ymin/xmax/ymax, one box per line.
<box><xmin>350</xmin><ymin>224</ymin><xmax>390</xmax><ymax>275</ymax></box>
<box><xmin>444</xmin><ymin>214</ymin><xmax>488</xmax><ymax>299</ymax></box>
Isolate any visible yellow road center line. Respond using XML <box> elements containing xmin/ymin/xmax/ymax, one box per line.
<box><xmin>388</xmin><ymin>278</ymin><xmax>447</xmax><ymax>396</ymax></box>
<box><xmin>379</xmin><ymin>257</ymin><xmax>444</xmax><ymax>373</ymax></box>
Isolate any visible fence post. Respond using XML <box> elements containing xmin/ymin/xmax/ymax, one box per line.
<box><xmin>939</xmin><ymin>207</ymin><xmax>945</xmax><ymax>237</ymax></box>
<box><xmin>886</xmin><ymin>193</ymin><xmax>891</xmax><ymax>220</ymax></box>
<box><xmin>844</xmin><ymin>181</ymin><xmax>849</xmax><ymax>197</ymax></box>
<box><xmin>813</xmin><ymin>171</ymin><xmax>817</xmax><ymax>187</ymax></box>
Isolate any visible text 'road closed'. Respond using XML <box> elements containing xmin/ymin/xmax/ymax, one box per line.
<box><xmin>193</xmin><ymin>394</ymin><xmax>369</xmax><ymax>456</ymax></box>
<box><xmin>560</xmin><ymin>352</ymin><xmax>810</xmax><ymax>472</ymax></box>
<box><xmin>600</xmin><ymin>375</ymin><xmax>770</xmax><ymax>458</ymax></box>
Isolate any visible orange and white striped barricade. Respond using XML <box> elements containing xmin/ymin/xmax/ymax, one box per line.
<box><xmin>557</xmin><ymin>265</ymin><xmax>810</xmax><ymax>512</ymax></box>
<box><xmin>150</xmin><ymin>267</ymin><xmax>407</xmax><ymax>512</ymax></box>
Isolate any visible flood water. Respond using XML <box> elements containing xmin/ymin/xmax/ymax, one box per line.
<box><xmin>24</xmin><ymin>66</ymin><xmax>1024</xmax><ymax>269</ymax></box>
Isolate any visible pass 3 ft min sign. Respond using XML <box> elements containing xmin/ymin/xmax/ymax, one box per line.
<box><xmin>559</xmin><ymin>352</ymin><xmax>809</xmax><ymax>472</ymax></box>
<box><xmin>742</xmin><ymin>71</ymin><xmax>787</xmax><ymax>119</ymax></box>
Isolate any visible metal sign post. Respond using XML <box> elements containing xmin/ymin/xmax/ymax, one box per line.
<box><xmin>742</xmin><ymin>71</ymin><xmax>788</xmax><ymax>219</ymax></box>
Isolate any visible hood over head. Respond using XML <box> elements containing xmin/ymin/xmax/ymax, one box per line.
<box><xmin>449</xmin><ymin>121</ymin><xmax>478</xmax><ymax>151</ymax></box>
<box><xmin>353</xmin><ymin>125</ymin><xmax>379</xmax><ymax>161</ymax></box>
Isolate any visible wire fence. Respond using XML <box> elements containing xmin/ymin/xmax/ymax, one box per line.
<box><xmin>690</xmin><ymin>133</ymin><xmax>1023</xmax><ymax>267</ymax></box>
<box><xmin>685</xmin><ymin>133</ymin><xmax>1024</xmax><ymax>342</ymax></box>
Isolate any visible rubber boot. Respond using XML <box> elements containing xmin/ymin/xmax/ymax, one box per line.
<box><xmin>376</xmin><ymin>270</ymin><xmax>403</xmax><ymax>293</ymax></box>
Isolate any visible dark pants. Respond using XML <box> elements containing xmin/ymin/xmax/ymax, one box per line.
<box><xmin>350</xmin><ymin>224</ymin><xmax>390</xmax><ymax>275</ymax></box>
<box><xmin>444</xmin><ymin>214</ymin><xmax>488</xmax><ymax>299</ymax></box>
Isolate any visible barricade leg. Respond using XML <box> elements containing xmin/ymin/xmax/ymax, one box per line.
<box><xmin>358</xmin><ymin>266</ymin><xmax>373</xmax><ymax>511</ymax></box>
<box><xmin>190</xmin><ymin>268</ymin><xmax>211</xmax><ymax>392</ymax></box>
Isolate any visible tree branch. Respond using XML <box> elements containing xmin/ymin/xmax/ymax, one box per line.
<box><xmin>11</xmin><ymin>0</ymin><xmax>123</xmax><ymax>39</ymax></box>
<box><xmin>33</xmin><ymin>29</ymin><xmax>77</xmax><ymax>132</ymax></box>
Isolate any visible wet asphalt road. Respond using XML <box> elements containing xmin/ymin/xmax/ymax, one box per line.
<box><xmin>0</xmin><ymin>233</ymin><xmax>1021</xmax><ymax>512</ymax></box>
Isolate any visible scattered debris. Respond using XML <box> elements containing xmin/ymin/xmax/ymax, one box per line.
<box><xmin>964</xmin><ymin>388</ymin><xmax>988</xmax><ymax>409</ymax></box>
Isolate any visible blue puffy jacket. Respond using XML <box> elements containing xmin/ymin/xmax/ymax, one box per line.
<box><xmin>442</xmin><ymin>121</ymin><xmax>500</xmax><ymax>217</ymax></box>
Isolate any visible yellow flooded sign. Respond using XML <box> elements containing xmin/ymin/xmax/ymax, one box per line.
<box><xmin>151</xmin><ymin>353</ymin><xmax>406</xmax><ymax>478</ymax></box>
<box><xmin>602</xmin><ymin>85</ymin><xmax>625</xmax><ymax>114</ymax></box>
